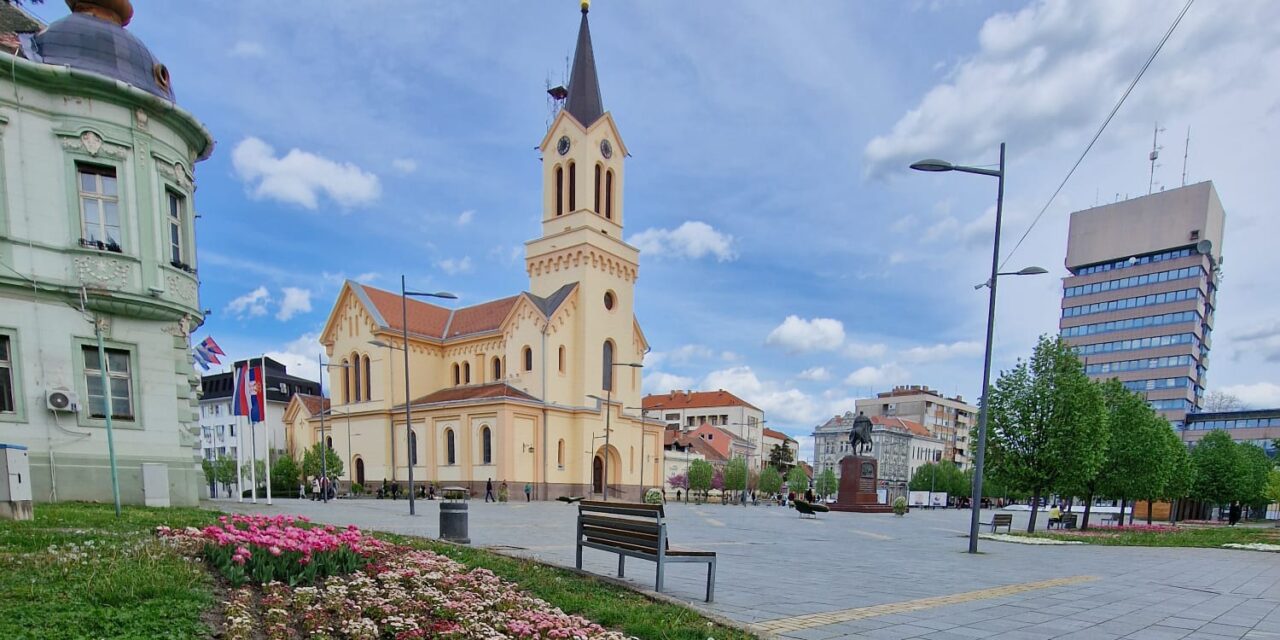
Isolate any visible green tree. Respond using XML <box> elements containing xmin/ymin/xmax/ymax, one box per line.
<box><xmin>1069</xmin><ymin>380</ymin><xmax>1170</xmax><ymax>529</ymax></box>
<box><xmin>724</xmin><ymin>457</ymin><xmax>747</xmax><ymax>504</ymax></box>
<box><xmin>1238</xmin><ymin>443</ymin><xmax>1273</xmax><ymax>509</ymax></box>
<box><xmin>240</xmin><ymin>459</ymin><xmax>266</xmax><ymax>493</ymax></box>
<box><xmin>1192</xmin><ymin>430</ymin><xmax>1243</xmax><ymax>506</ymax></box>
<box><xmin>301</xmin><ymin>441</ymin><xmax>345</xmax><ymax>481</ymax></box>
<box><xmin>271</xmin><ymin>455</ymin><xmax>302</xmax><ymax>495</ymax></box>
<box><xmin>687</xmin><ymin>459</ymin><xmax>713</xmax><ymax>502</ymax></box>
<box><xmin>1135</xmin><ymin>414</ymin><xmax>1178</xmax><ymax>525</ymax></box>
<box><xmin>758</xmin><ymin>466</ymin><xmax>783</xmax><ymax>497</ymax></box>
<box><xmin>985</xmin><ymin>335</ymin><xmax>1108</xmax><ymax>532</ymax></box>
<box><xmin>1160</xmin><ymin>431</ymin><xmax>1195</xmax><ymax>523</ymax></box>
<box><xmin>201</xmin><ymin>459</ymin><xmax>215</xmax><ymax>486</ymax></box>
<box><xmin>213</xmin><ymin>455</ymin><xmax>238</xmax><ymax>495</ymax></box>
<box><xmin>786</xmin><ymin>466</ymin><xmax>809</xmax><ymax>496</ymax></box>
<box><xmin>768</xmin><ymin>444</ymin><xmax>795</xmax><ymax>472</ymax></box>
<box><xmin>816</xmin><ymin>468</ymin><xmax>839</xmax><ymax>499</ymax></box>
<box><xmin>1264</xmin><ymin>469</ymin><xmax>1280</xmax><ymax>510</ymax></box>
<box><xmin>909</xmin><ymin>461</ymin><xmax>965</xmax><ymax>498</ymax></box>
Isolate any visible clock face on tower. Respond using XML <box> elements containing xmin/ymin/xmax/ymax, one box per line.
<box><xmin>600</xmin><ymin>139</ymin><xmax>613</xmax><ymax>159</ymax></box>
<box><xmin>557</xmin><ymin>136</ymin><xmax>571</xmax><ymax>156</ymax></box>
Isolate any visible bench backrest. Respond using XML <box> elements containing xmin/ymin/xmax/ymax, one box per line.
<box><xmin>578</xmin><ymin>501</ymin><xmax>666</xmax><ymax>555</ymax></box>
<box><xmin>993</xmin><ymin>513</ymin><xmax>1013</xmax><ymax>525</ymax></box>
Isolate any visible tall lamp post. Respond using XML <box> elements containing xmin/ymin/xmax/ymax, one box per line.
<box><xmin>322</xmin><ymin>360</ymin><xmax>352</xmax><ymax>491</ymax></box>
<box><xmin>588</xmin><ymin>360</ymin><xmax>642</xmax><ymax>501</ymax></box>
<box><xmin>625</xmin><ymin>406</ymin><xmax>653</xmax><ymax>491</ymax></box>
<box><xmin>370</xmin><ymin>276</ymin><xmax>456</xmax><ymax>516</ymax></box>
<box><xmin>910</xmin><ymin>144</ymin><xmax>1047</xmax><ymax>554</ymax></box>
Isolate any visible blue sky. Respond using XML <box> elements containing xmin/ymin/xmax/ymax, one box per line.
<box><xmin>26</xmin><ymin>1</ymin><xmax>1280</xmax><ymax>460</ymax></box>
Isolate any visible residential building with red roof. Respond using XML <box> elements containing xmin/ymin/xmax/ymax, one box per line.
<box><xmin>301</xmin><ymin>8</ymin><xmax>663</xmax><ymax>500</ymax></box>
<box><xmin>642</xmin><ymin>389</ymin><xmax>765</xmax><ymax>468</ymax></box>
<box><xmin>811</xmin><ymin>411</ymin><xmax>945</xmax><ymax>504</ymax></box>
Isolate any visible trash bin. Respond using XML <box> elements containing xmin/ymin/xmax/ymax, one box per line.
<box><xmin>439</xmin><ymin>486</ymin><xmax>470</xmax><ymax>544</ymax></box>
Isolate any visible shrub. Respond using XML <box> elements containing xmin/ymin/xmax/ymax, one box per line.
<box><xmin>643</xmin><ymin>488</ymin><xmax>663</xmax><ymax>504</ymax></box>
<box><xmin>350</xmin><ymin>482</ymin><xmax>363</xmax><ymax>495</ymax></box>
<box><xmin>893</xmin><ymin>496</ymin><xmax>908</xmax><ymax>516</ymax></box>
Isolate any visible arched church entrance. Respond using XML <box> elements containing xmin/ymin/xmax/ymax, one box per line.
<box><xmin>592</xmin><ymin>456</ymin><xmax>604</xmax><ymax>494</ymax></box>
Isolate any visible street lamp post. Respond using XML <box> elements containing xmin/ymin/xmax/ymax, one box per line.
<box><xmin>588</xmin><ymin>360</ymin><xmax>642</xmax><ymax>501</ymax></box>
<box><xmin>911</xmin><ymin>144</ymin><xmax>1047</xmax><ymax>554</ymax></box>
<box><xmin>322</xmin><ymin>360</ymin><xmax>353</xmax><ymax>491</ymax></box>
<box><xmin>371</xmin><ymin>276</ymin><xmax>456</xmax><ymax>516</ymax></box>
<box><xmin>625</xmin><ymin>407</ymin><xmax>652</xmax><ymax>491</ymax></box>
<box><xmin>316</xmin><ymin>353</ymin><xmax>331</xmax><ymax>503</ymax></box>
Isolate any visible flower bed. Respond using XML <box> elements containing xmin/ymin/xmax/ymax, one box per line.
<box><xmin>159</xmin><ymin>514</ymin><xmax>630</xmax><ymax>639</ymax></box>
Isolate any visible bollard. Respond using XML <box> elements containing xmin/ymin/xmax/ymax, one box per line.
<box><xmin>439</xmin><ymin>487</ymin><xmax>470</xmax><ymax>544</ymax></box>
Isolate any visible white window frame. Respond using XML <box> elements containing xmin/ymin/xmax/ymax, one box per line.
<box><xmin>77</xmin><ymin>163</ymin><xmax>122</xmax><ymax>249</ymax></box>
<box><xmin>83</xmin><ymin>345</ymin><xmax>134</xmax><ymax>420</ymax></box>
<box><xmin>166</xmin><ymin>189</ymin><xmax>187</xmax><ymax>265</ymax></box>
<box><xmin>0</xmin><ymin>334</ymin><xmax>15</xmax><ymax>415</ymax></box>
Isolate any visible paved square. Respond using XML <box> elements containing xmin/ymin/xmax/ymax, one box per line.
<box><xmin>215</xmin><ymin>499</ymin><xmax>1280</xmax><ymax>639</ymax></box>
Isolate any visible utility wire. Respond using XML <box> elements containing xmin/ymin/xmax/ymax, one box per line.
<box><xmin>999</xmin><ymin>0</ymin><xmax>1195</xmax><ymax>270</ymax></box>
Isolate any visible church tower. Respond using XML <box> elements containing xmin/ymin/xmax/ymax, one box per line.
<box><xmin>526</xmin><ymin>1</ymin><xmax>643</xmax><ymax>409</ymax></box>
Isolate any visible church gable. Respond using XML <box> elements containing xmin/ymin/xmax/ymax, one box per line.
<box><xmin>319</xmin><ymin>282</ymin><xmax>383</xmax><ymax>349</ymax></box>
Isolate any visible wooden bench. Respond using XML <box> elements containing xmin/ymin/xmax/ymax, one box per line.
<box><xmin>575</xmin><ymin>501</ymin><xmax>716</xmax><ymax>602</ymax></box>
<box><xmin>1060</xmin><ymin>513</ymin><xmax>1078</xmax><ymax>530</ymax></box>
<box><xmin>980</xmin><ymin>513</ymin><xmax>1013</xmax><ymax>533</ymax></box>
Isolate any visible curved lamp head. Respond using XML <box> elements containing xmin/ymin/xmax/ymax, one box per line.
<box><xmin>1016</xmin><ymin>266</ymin><xmax>1049</xmax><ymax>276</ymax></box>
<box><xmin>910</xmin><ymin>159</ymin><xmax>954</xmax><ymax>172</ymax></box>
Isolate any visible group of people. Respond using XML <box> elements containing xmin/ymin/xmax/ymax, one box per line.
<box><xmin>300</xmin><ymin>476</ymin><xmax>337</xmax><ymax>501</ymax></box>
<box><xmin>482</xmin><ymin>478</ymin><xmax>534</xmax><ymax>502</ymax></box>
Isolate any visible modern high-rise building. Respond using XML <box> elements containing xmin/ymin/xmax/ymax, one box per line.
<box><xmin>1060</xmin><ymin>182</ymin><xmax>1225</xmax><ymax>429</ymax></box>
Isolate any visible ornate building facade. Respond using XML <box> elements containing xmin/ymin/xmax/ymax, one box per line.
<box><xmin>0</xmin><ymin>1</ymin><xmax>214</xmax><ymax>505</ymax></box>
<box><xmin>294</xmin><ymin>6</ymin><xmax>662</xmax><ymax>499</ymax></box>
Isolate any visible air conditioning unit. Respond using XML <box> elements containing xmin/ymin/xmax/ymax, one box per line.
<box><xmin>46</xmin><ymin>388</ymin><xmax>79</xmax><ymax>412</ymax></box>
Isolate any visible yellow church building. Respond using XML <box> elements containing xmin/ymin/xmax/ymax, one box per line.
<box><xmin>289</xmin><ymin>5</ymin><xmax>662</xmax><ymax>500</ymax></box>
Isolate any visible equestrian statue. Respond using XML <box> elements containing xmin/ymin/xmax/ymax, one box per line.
<box><xmin>847</xmin><ymin>411</ymin><xmax>873</xmax><ymax>455</ymax></box>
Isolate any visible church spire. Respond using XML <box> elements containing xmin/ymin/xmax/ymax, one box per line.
<box><xmin>564</xmin><ymin>1</ymin><xmax>604</xmax><ymax>126</ymax></box>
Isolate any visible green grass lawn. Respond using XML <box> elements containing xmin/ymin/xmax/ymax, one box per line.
<box><xmin>382</xmin><ymin>533</ymin><xmax>758</xmax><ymax>640</ymax></box>
<box><xmin>0</xmin><ymin>504</ymin><xmax>758</xmax><ymax>640</ymax></box>
<box><xmin>0</xmin><ymin>502</ymin><xmax>221</xmax><ymax>640</ymax></box>
<box><xmin>1022</xmin><ymin>524</ymin><xmax>1280</xmax><ymax>548</ymax></box>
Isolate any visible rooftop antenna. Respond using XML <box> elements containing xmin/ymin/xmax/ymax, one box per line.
<box><xmin>1181</xmin><ymin>126</ymin><xmax>1191</xmax><ymax>187</ymax></box>
<box><xmin>544</xmin><ymin>55</ymin><xmax>570</xmax><ymax>130</ymax></box>
<box><xmin>1147</xmin><ymin>121</ymin><xmax>1164</xmax><ymax>195</ymax></box>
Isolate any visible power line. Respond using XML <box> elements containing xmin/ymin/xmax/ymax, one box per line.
<box><xmin>999</xmin><ymin>0</ymin><xmax>1195</xmax><ymax>270</ymax></box>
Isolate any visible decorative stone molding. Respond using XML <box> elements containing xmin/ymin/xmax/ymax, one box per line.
<box><xmin>164</xmin><ymin>273</ymin><xmax>197</xmax><ymax>304</ymax></box>
<box><xmin>134</xmin><ymin>108</ymin><xmax>149</xmax><ymax>131</ymax></box>
<box><xmin>61</xmin><ymin>130</ymin><xmax>129</xmax><ymax>159</ymax></box>
<box><xmin>73</xmin><ymin>255</ymin><xmax>132</xmax><ymax>289</ymax></box>
<box><xmin>526</xmin><ymin>247</ymin><xmax>638</xmax><ymax>283</ymax></box>
<box><xmin>155</xmin><ymin>157</ymin><xmax>193</xmax><ymax>190</ymax></box>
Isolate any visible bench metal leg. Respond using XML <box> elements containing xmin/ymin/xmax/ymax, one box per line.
<box><xmin>576</xmin><ymin>543</ymin><xmax>583</xmax><ymax>570</ymax></box>
<box><xmin>655</xmin><ymin>560</ymin><xmax>664</xmax><ymax>593</ymax></box>
<box><xmin>706</xmin><ymin>558</ymin><xmax>716</xmax><ymax>602</ymax></box>
<box><xmin>618</xmin><ymin>554</ymin><xmax>625</xmax><ymax>578</ymax></box>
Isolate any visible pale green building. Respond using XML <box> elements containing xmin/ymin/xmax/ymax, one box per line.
<box><xmin>0</xmin><ymin>1</ymin><xmax>213</xmax><ymax>506</ymax></box>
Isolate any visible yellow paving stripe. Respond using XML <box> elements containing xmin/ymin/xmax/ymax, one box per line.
<box><xmin>752</xmin><ymin>575</ymin><xmax>1097</xmax><ymax>634</ymax></box>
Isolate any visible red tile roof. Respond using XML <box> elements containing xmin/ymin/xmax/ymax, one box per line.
<box><xmin>294</xmin><ymin>394</ymin><xmax>330</xmax><ymax>417</ymax></box>
<box><xmin>446</xmin><ymin>295</ymin><xmax>519</xmax><ymax>338</ymax></box>
<box><xmin>683</xmin><ymin>437</ymin><xmax>726</xmax><ymax>463</ymax></box>
<box><xmin>405</xmin><ymin>382</ymin><xmax>538</xmax><ymax>407</ymax></box>
<box><xmin>870</xmin><ymin>415</ymin><xmax>934</xmax><ymax>439</ymax></box>
<box><xmin>359</xmin><ymin>284</ymin><xmax>452</xmax><ymax>339</ymax></box>
<box><xmin>763</xmin><ymin>427</ymin><xmax>794</xmax><ymax>442</ymax></box>
<box><xmin>642</xmin><ymin>389</ymin><xmax>761</xmax><ymax>412</ymax></box>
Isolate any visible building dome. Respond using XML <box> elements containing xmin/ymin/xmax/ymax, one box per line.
<box><xmin>28</xmin><ymin>9</ymin><xmax>173</xmax><ymax>101</ymax></box>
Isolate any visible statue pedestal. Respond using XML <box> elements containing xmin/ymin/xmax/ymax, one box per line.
<box><xmin>829</xmin><ymin>456</ymin><xmax>893</xmax><ymax>513</ymax></box>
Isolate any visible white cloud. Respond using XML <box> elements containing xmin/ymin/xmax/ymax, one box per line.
<box><xmin>437</xmin><ymin>256</ymin><xmax>473</xmax><ymax>275</ymax></box>
<box><xmin>702</xmin><ymin>366</ymin><xmax>817</xmax><ymax>425</ymax></box>
<box><xmin>798</xmin><ymin>367</ymin><xmax>831</xmax><ymax>382</ymax></box>
<box><xmin>1218</xmin><ymin>383</ymin><xmax>1280</xmax><ymax>409</ymax></box>
<box><xmin>276</xmin><ymin>287</ymin><xmax>313</xmax><ymax>321</ymax></box>
<box><xmin>226</xmin><ymin>286</ymin><xmax>270</xmax><ymax>319</ymax></box>
<box><xmin>391</xmin><ymin>158</ymin><xmax>418</xmax><ymax>174</ymax></box>
<box><xmin>264</xmin><ymin>333</ymin><xmax>326</xmax><ymax>386</ymax></box>
<box><xmin>844</xmin><ymin>363</ymin><xmax>911</xmax><ymax>388</ymax></box>
<box><xmin>643</xmin><ymin>371</ymin><xmax>697</xmax><ymax>395</ymax></box>
<box><xmin>229</xmin><ymin>41</ymin><xmax>265</xmax><ymax>58</ymax></box>
<box><xmin>844</xmin><ymin>341</ymin><xmax>888</xmax><ymax>360</ymax></box>
<box><xmin>231</xmin><ymin>137</ymin><xmax>381</xmax><ymax>210</ymax></box>
<box><xmin>902</xmin><ymin>340</ymin><xmax>983</xmax><ymax>363</ymax></box>
<box><xmin>864</xmin><ymin>0</ymin><xmax>1279</xmax><ymax>176</ymax></box>
<box><xmin>766</xmin><ymin>316</ymin><xmax>845</xmax><ymax>352</ymax></box>
<box><xmin>628</xmin><ymin>221</ymin><xmax>736</xmax><ymax>262</ymax></box>
<box><xmin>456</xmin><ymin>209</ymin><xmax>475</xmax><ymax>226</ymax></box>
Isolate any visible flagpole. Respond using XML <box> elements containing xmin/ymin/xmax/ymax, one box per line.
<box><xmin>234</xmin><ymin>364</ymin><xmax>244</xmax><ymax>503</ymax></box>
<box><xmin>262</xmin><ymin>355</ymin><xmax>273</xmax><ymax>506</ymax></box>
<box><xmin>250</xmin><ymin>381</ymin><xmax>258</xmax><ymax>504</ymax></box>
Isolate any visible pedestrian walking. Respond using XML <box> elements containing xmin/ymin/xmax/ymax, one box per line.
<box><xmin>320</xmin><ymin>476</ymin><xmax>330</xmax><ymax>503</ymax></box>
<box><xmin>524</xmin><ymin>482</ymin><xmax>532</xmax><ymax>502</ymax></box>
<box><xmin>311</xmin><ymin>477</ymin><xmax>320</xmax><ymax>501</ymax></box>
<box><xmin>676</xmin><ymin>488</ymin><xmax>682</xmax><ymax>502</ymax></box>
<box><xmin>485</xmin><ymin>478</ymin><xmax>496</xmax><ymax>503</ymax></box>
<box><xmin>1229</xmin><ymin>501</ymin><xmax>1242</xmax><ymax>526</ymax></box>
<box><xmin>298</xmin><ymin>481</ymin><xmax>306</xmax><ymax>500</ymax></box>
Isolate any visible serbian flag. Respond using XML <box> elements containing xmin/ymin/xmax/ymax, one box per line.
<box><xmin>233</xmin><ymin>362</ymin><xmax>266</xmax><ymax>422</ymax></box>
<box><xmin>193</xmin><ymin>336</ymin><xmax>225</xmax><ymax>371</ymax></box>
